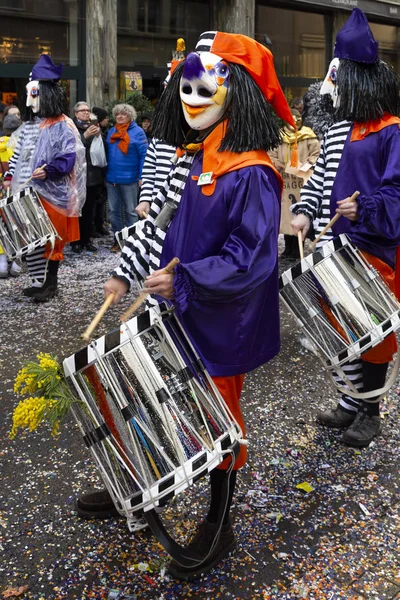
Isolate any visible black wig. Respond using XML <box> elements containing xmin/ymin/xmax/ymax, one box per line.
<box><xmin>335</xmin><ymin>59</ymin><xmax>400</xmax><ymax>122</ymax></box>
<box><xmin>151</xmin><ymin>60</ymin><xmax>282</xmax><ymax>152</ymax></box>
<box><xmin>302</xmin><ymin>81</ymin><xmax>336</xmax><ymax>140</ymax></box>
<box><xmin>23</xmin><ymin>80</ymin><xmax>67</xmax><ymax>122</ymax></box>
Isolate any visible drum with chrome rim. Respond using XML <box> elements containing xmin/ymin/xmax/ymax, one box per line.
<box><xmin>63</xmin><ymin>304</ymin><xmax>243</xmax><ymax>560</ymax></box>
<box><xmin>0</xmin><ymin>186</ymin><xmax>58</xmax><ymax>260</ymax></box>
<box><xmin>279</xmin><ymin>234</ymin><xmax>400</xmax><ymax>370</ymax></box>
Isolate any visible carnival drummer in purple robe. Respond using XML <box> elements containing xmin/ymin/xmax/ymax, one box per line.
<box><xmin>291</xmin><ymin>8</ymin><xmax>400</xmax><ymax>448</ymax></box>
<box><xmin>99</xmin><ymin>31</ymin><xmax>296</xmax><ymax>579</ymax></box>
<box><xmin>5</xmin><ymin>54</ymin><xmax>86</xmax><ymax>302</ymax></box>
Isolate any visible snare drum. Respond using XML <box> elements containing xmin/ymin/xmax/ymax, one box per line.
<box><xmin>116</xmin><ymin>224</ymin><xmax>136</xmax><ymax>250</ymax></box>
<box><xmin>280</xmin><ymin>234</ymin><xmax>400</xmax><ymax>369</ymax></box>
<box><xmin>63</xmin><ymin>304</ymin><xmax>242</xmax><ymax>554</ymax></box>
<box><xmin>0</xmin><ymin>187</ymin><xmax>58</xmax><ymax>260</ymax></box>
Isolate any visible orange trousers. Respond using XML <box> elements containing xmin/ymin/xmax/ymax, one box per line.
<box><xmin>360</xmin><ymin>251</ymin><xmax>398</xmax><ymax>364</ymax></box>
<box><xmin>41</xmin><ymin>198</ymin><xmax>80</xmax><ymax>261</ymax></box>
<box><xmin>212</xmin><ymin>374</ymin><xmax>247</xmax><ymax>471</ymax></box>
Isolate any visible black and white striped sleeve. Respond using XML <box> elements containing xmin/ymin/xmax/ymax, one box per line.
<box><xmin>139</xmin><ymin>138</ymin><xmax>157</xmax><ymax>204</ymax></box>
<box><xmin>292</xmin><ymin>138</ymin><xmax>326</xmax><ymax>221</ymax></box>
<box><xmin>7</xmin><ymin>128</ymin><xmax>24</xmax><ymax>176</ymax></box>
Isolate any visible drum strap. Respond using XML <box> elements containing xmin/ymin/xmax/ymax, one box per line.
<box><xmin>330</xmin><ymin>351</ymin><xmax>400</xmax><ymax>402</ymax></box>
<box><xmin>144</xmin><ymin>441</ymin><xmax>241</xmax><ymax>567</ymax></box>
<box><xmin>116</xmin><ymin>152</ymin><xmax>195</xmax><ymax>299</ymax></box>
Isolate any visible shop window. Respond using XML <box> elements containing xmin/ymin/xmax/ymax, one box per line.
<box><xmin>170</xmin><ymin>0</ymin><xmax>186</xmax><ymax>35</ymax></box>
<box><xmin>117</xmin><ymin>0</ymin><xmax>210</xmax><ymax>89</ymax></box>
<box><xmin>0</xmin><ymin>0</ymin><xmax>25</xmax><ymax>9</ymax></box>
<box><xmin>256</xmin><ymin>5</ymin><xmax>325</xmax><ymax>79</ymax></box>
<box><xmin>370</xmin><ymin>22</ymin><xmax>400</xmax><ymax>72</ymax></box>
<box><xmin>0</xmin><ymin>0</ymin><xmax>79</xmax><ymax>65</ymax></box>
<box><xmin>137</xmin><ymin>0</ymin><xmax>160</xmax><ymax>33</ymax></box>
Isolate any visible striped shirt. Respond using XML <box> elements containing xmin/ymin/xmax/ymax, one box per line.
<box><xmin>115</xmin><ymin>138</ymin><xmax>176</xmax><ymax>249</ymax></box>
<box><xmin>139</xmin><ymin>138</ymin><xmax>176</xmax><ymax>204</ymax></box>
<box><xmin>293</xmin><ymin>120</ymin><xmax>352</xmax><ymax>247</ymax></box>
<box><xmin>7</xmin><ymin>120</ymin><xmax>41</xmax><ymax>188</ymax></box>
<box><xmin>115</xmin><ymin>152</ymin><xmax>195</xmax><ymax>294</ymax></box>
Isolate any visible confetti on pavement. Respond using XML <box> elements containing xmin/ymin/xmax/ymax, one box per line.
<box><xmin>0</xmin><ymin>236</ymin><xmax>399</xmax><ymax>599</ymax></box>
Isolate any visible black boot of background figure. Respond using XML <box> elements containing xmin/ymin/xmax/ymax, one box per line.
<box><xmin>281</xmin><ymin>234</ymin><xmax>293</xmax><ymax>257</ymax></box>
<box><xmin>342</xmin><ymin>361</ymin><xmax>388</xmax><ymax>447</ymax></box>
<box><xmin>290</xmin><ymin>234</ymin><xmax>301</xmax><ymax>259</ymax></box>
<box><xmin>31</xmin><ymin>261</ymin><xmax>59</xmax><ymax>302</ymax></box>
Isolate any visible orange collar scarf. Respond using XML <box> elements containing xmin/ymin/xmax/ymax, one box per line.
<box><xmin>110</xmin><ymin>122</ymin><xmax>131</xmax><ymax>154</ymax></box>
<box><xmin>178</xmin><ymin>120</ymin><xmax>283</xmax><ymax>196</ymax></box>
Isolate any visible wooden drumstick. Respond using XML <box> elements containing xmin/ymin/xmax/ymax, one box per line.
<box><xmin>82</xmin><ymin>293</ymin><xmax>116</xmax><ymax>342</ymax></box>
<box><xmin>120</xmin><ymin>257</ymin><xmax>180</xmax><ymax>323</ymax></box>
<box><xmin>297</xmin><ymin>230</ymin><xmax>304</xmax><ymax>260</ymax></box>
<box><xmin>141</xmin><ymin>211</ymin><xmax>148</xmax><ymax>219</ymax></box>
<box><xmin>310</xmin><ymin>190</ymin><xmax>360</xmax><ymax>250</ymax></box>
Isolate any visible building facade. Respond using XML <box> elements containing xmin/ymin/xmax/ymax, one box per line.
<box><xmin>0</xmin><ymin>0</ymin><xmax>399</xmax><ymax>112</ymax></box>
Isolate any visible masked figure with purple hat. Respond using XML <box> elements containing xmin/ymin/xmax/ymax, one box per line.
<box><xmin>5</xmin><ymin>54</ymin><xmax>86</xmax><ymax>302</ymax></box>
<box><xmin>291</xmin><ymin>8</ymin><xmax>400</xmax><ymax>448</ymax></box>
<box><xmin>85</xmin><ymin>31</ymin><xmax>296</xmax><ymax>579</ymax></box>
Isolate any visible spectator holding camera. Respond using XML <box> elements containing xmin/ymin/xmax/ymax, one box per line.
<box><xmin>72</xmin><ymin>101</ymin><xmax>105</xmax><ymax>253</ymax></box>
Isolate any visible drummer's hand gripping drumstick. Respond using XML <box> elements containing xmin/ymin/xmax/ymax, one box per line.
<box><xmin>15</xmin><ymin>164</ymin><xmax>48</xmax><ymax>194</ymax></box>
<box><xmin>309</xmin><ymin>190</ymin><xmax>360</xmax><ymax>250</ymax></box>
<box><xmin>297</xmin><ymin>230</ymin><xmax>304</xmax><ymax>260</ymax></box>
<box><xmin>120</xmin><ymin>257</ymin><xmax>180</xmax><ymax>323</ymax></box>
<box><xmin>82</xmin><ymin>293</ymin><xmax>116</xmax><ymax>342</ymax></box>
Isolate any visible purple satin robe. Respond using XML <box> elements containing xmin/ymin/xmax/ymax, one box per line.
<box><xmin>331</xmin><ymin>124</ymin><xmax>400</xmax><ymax>268</ymax></box>
<box><xmin>159</xmin><ymin>154</ymin><xmax>281</xmax><ymax>377</ymax></box>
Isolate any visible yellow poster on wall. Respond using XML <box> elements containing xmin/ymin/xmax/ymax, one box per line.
<box><xmin>119</xmin><ymin>71</ymin><xmax>143</xmax><ymax>100</ymax></box>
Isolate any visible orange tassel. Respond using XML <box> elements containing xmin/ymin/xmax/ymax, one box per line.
<box><xmin>290</xmin><ymin>129</ymin><xmax>299</xmax><ymax>168</ymax></box>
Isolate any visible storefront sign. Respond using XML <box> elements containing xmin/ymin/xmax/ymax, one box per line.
<box><xmin>298</xmin><ymin>0</ymin><xmax>400</xmax><ymax>19</ymax></box>
<box><xmin>119</xmin><ymin>71</ymin><xmax>143</xmax><ymax>100</ymax></box>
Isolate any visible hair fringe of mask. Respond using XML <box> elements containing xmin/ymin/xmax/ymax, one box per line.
<box><xmin>335</xmin><ymin>59</ymin><xmax>400</xmax><ymax>122</ymax></box>
<box><xmin>23</xmin><ymin>81</ymin><xmax>67</xmax><ymax>122</ymax></box>
<box><xmin>151</xmin><ymin>61</ymin><xmax>282</xmax><ymax>151</ymax></box>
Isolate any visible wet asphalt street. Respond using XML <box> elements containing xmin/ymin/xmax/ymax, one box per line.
<box><xmin>0</xmin><ymin>236</ymin><xmax>399</xmax><ymax>600</ymax></box>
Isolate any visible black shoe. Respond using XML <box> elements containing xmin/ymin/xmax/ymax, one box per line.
<box><xmin>167</xmin><ymin>520</ymin><xmax>236</xmax><ymax>581</ymax></box>
<box><xmin>32</xmin><ymin>283</ymin><xmax>58</xmax><ymax>302</ymax></box>
<box><xmin>76</xmin><ymin>489</ymin><xmax>120</xmax><ymax>520</ymax></box>
<box><xmin>23</xmin><ymin>285</ymin><xmax>43</xmax><ymax>297</ymax></box>
<box><xmin>71</xmin><ymin>243</ymin><xmax>82</xmax><ymax>254</ymax></box>
<box><xmin>32</xmin><ymin>261</ymin><xmax>59</xmax><ymax>303</ymax></box>
<box><xmin>342</xmin><ymin>412</ymin><xmax>382</xmax><ymax>447</ymax></box>
<box><xmin>84</xmin><ymin>243</ymin><xmax>98</xmax><ymax>252</ymax></box>
<box><xmin>316</xmin><ymin>404</ymin><xmax>357</xmax><ymax>428</ymax></box>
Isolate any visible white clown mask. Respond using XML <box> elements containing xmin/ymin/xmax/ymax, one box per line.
<box><xmin>180</xmin><ymin>51</ymin><xmax>230</xmax><ymax>131</ymax></box>
<box><xmin>26</xmin><ymin>80</ymin><xmax>40</xmax><ymax>113</ymax></box>
<box><xmin>321</xmin><ymin>58</ymin><xmax>340</xmax><ymax>107</ymax></box>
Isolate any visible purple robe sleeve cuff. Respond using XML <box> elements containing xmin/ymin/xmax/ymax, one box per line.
<box><xmin>354</xmin><ymin>194</ymin><xmax>375</xmax><ymax>226</ymax></box>
<box><xmin>45</xmin><ymin>152</ymin><xmax>76</xmax><ymax>181</ymax></box>
<box><xmin>173</xmin><ymin>264</ymin><xmax>198</xmax><ymax>314</ymax></box>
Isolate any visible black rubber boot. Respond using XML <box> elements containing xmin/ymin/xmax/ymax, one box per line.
<box><xmin>281</xmin><ymin>234</ymin><xmax>293</xmax><ymax>257</ymax></box>
<box><xmin>23</xmin><ymin>285</ymin><xmax>44</xmax><ymax>297</ymax></box>
<box><xmin>77</xmin><ymin>489</ymin><xmax>120</xmax><ymax>519</ymax></box>
<box><xmin>31</xmin><ymin>261</ymin><xmax>59</xmax><ymax>303</ymax></box>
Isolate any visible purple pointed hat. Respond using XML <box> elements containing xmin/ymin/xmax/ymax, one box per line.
<box><xmin>334</xmin><ymin>8</ymin><xmax>379</xmax><ymax>64</ymax></box>
<box><xmin>31</xmin><ymin>54</ymin><xmax>63</xmax><ymax>81</ymax></box>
